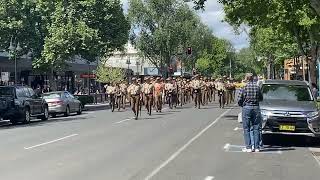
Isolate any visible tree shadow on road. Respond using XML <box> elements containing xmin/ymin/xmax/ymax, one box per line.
<box><xmin>0</xmin><ymin>114</ymin><xmax>90</xmax><ymax>130</ymax></box>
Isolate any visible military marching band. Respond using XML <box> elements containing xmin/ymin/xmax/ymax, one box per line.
<box><xmin>104</xmin><ymin>75</ymin><xmax>236</xmax><ymax>120</ymax></box>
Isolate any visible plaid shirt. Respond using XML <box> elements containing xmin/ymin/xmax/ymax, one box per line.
<box><xmin>238</xmin><ymin>81</ymin><xmax>262</xmax><ymax>106</ymax></box>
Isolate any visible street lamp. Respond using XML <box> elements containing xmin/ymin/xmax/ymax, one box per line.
<box><xmin>8</xmin><ymin>38</ymin><xmax>23</xmax><ymax>85</ymax></box>
<box><xmin>126</xmin><ymin>56</ymin><xmax>131</xmax><ymax>83</ymax></box>
<box><xmin>136</xmin><ymin>60</ymin><xmax>140</xmax><ymax>76</ymax></box>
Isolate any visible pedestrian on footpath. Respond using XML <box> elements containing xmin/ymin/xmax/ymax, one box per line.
<box><xmin>238</xmin><ymin>73</ymin><xmax>263</xmax><ymax>153</ymax></box>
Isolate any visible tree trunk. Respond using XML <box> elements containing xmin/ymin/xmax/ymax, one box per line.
<box><xmin>310</xmin><ymin>46</ymin><xmax>317</xmax><ymax>84</ymax></box>
<box><xmin>311</xmin><ymin>0</ymin><xmax>320</xmax><ymax>16</ymax></box>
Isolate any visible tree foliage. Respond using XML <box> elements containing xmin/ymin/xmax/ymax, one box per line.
<box><xmin>128</xmin><ymin>0</ymin><xmax>217</xmax><ymax>76</ymax></box>
<box><xmin>96</xmin><ymin>62</ymin><xmax>125</xmax><ymax>83</ymax></box>
<box><xmin>0</xmin><ymin>0</ymin><xmax>130</xmax><ymax>71</ymax></box>
<box><xmin>219</xmin><ymin>0</ymin><xmax>320</xmax><ymax>82</ymax></box>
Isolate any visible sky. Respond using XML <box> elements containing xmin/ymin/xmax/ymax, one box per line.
<box><xmin>120</xmin><ymin>0</ymin><xmax>249</xmax><ymax>50</ymax></box>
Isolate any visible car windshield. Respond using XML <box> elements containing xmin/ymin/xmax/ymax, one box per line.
<box><xmin>0</xmin><ymin>87</ymin><xmax>14</xmax><ymax>97</ymax></box>
<box><xmin>262</xmin><ymin>84</ymin><xmax>313</xmax><ymax>101</ymax></box>
<box><xmin>42</xmin><ymin>93</ymin><xmax>61</xmax><ymax>99</ymax></box>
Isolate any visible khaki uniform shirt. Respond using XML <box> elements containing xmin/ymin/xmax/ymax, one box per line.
<box><xmin>143</xmin><ymin>83</ymin><xmax>154</xmax><ymax>94</ymax></box>
<box><xmin>216</xmin><ymin>82</ymin><xmax>225</xmax><ymax>91</ymax></box>
<box><xmin>128</xmin><ymin>84</ymin><xmax>141</xmax><ymax>95</ymax></box>
<box><xmin>192</xmin><ymin>80</ymin><xmax>202</xmax><ymax>90</ymax></box>
<box><xmin>106</xmin><ymin>86</ymin><xmax>117</xmax><ymax>94</ymax></box>
<box><xmin>165</xmin><ymin>83</ymin><xmax>175</xmax><ymax>91</ymax></box>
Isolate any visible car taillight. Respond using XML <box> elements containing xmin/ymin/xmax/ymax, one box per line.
<box><xmin>49</xmin><ymin>101</ymin><xmax>63</xmax><ymax>106</ymax></box>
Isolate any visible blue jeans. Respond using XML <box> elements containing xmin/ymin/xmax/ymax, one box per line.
<box><xmin>242</xmin><ymin>106</ymin><xmax>261</xmax><ymax>149</ymax></box>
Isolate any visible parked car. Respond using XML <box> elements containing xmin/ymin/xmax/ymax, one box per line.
<box><xmin>260</xmin><ymin>80</ymin><xmax>320</xmax><ymax>137</ymax></box>
<box><xmin>42</xmin><ymin>91</ymin><xmax>82</xmax><ymax>117</ymax></box>
<box><xmin>0</xmin><ymin>86</ymin><xmax>49</xmax><ymax>124</ymax></box>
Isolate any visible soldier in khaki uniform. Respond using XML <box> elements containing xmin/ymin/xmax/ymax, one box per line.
<box><xmin>216</xmin><ymin>78</ymin><xmax>226</xmax><ymax>108</ymax></box>
<box><xmin>142</xmin><ymin>78</ymin><xmax>154</xmax><ymax>116</ymax></box>
<box><xmin>127</xmin><ymin>78</ymin><xmax>141</xmax><ymax>120</ymax></box>
<box><xmin>165</xmin><ymin>78</ymin><xmax>175</xmax><ymax>109</ymax></box>
<box><xmin>119</xmin><ymin>80</ymin><xmax>128</xmax><ymax>109</ymax></box>
<box><xmin>201</xmin><ymin>77</ymin><xmax>209</xmax><ymax>105</ymax></box>
<box><xmin>154</xmin><ymin>77</ymin><xmax>164</xmax><ymax>112</ymax></box>
<box><xmin>106</xmin><ymin>82</ymin><xmax>117</xmax><ymax>112</ymax></box>
<box><xmin>191</xmin><ymin>75</ymin><xmax>202</xmax><ymax>109</ymax></box>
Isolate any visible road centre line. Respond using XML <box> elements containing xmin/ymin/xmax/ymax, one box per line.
<box><xmin>204</xmin><ymin>176</ymin><xmax>215</xmax><ymax>180</ymax></box>
<box><xmin>24</xmin><ymin>134</ymin><xmax>78</xmax><ymax>150</ymax></box>
<box><xmin>144</xmin><ymin>107</ymin><xmax>234</xmax><ymax>180</ymax></box>
<box><xmin>115</xmin><ymin>118</ymin><xmax>132</xmax><ymax>124</ymax></box>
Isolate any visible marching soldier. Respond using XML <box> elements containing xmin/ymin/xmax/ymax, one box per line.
<box><xmin>115</xmin><ymin>82</ymin><xmax>122</xmax><ymax>111</ymax></box>
<box><xmin>216</xmin><ymin>78</ymin><xmax>226</xmax><ymax>108</ymax></box>
<box><xmin>165</xmin><ymin>78</ymin><xmax>174</xmax><ymax>109</ymax></box>
<box><xmin>154</xmin><ymin>77</ymin><xmax>164</xmax><ymax>112</ymax></box>
<box><xmin>192</xmin><ymin>75</ymin><xmax>202</xmax><ymax>109</ymax></box>
<box><xmin>142</xmin><ymin>77</ymin><xmax>154</xmax><ymax>116</ymax></box>
<box><xmin>127</xmin><ymin>78</ymin><xmax>141</xmax><ymax>120</ymax></box>
<box><xmin>119</xmin><ymin>80</ymin><xmax>128</xmax><ymax>109</ymax></box>
<box><xmin>106</xmin><ymin>82</ymin><xmax>117</xmax><ymax>112</ymax></box>
<box><xmin>201</xmin><ymin>77</ymin><xmax>208</xmax><ymax>105</ymax></box>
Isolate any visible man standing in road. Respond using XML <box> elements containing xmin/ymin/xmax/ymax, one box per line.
<box><xmin>238</xmin><ymin>73</ymin><xmax>263</xmax><ymax>153</ymax></box>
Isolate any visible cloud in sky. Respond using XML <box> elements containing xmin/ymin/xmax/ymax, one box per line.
<box><xmin>120</xmin><ymin>0</ymin><xmax>249</xmax><ymax>50</ymax></box>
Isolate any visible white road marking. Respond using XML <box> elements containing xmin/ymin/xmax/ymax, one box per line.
<box><xmin>204</xmin><ymin>176</ymin><xmax>215</xmax><ymax>180</ymax></box>
<box><xmin>223</xmin><ymin>143</ymin><xmax>230</xmax><ymax>150</ymax></box>
<box><xmin>144</xmin><ymin>107</ymin><xmax>234</xmax><ymax>180</ymax></box>
<box><xmin>234</xmin><ymin>127</ymin><xmax>239</xmax><ymax>131</ymax></box>
<box><xmin>309</xmin><ymin>148</ymin><xmax>320</xmax><ymax>167</ymax></box>
<box><xmin>224</xmin><ymin>143</ymin><xmax>282</xmax><ymax>154</ymax></box>
<box><xmin>24</xmin><ymin>134</ymin><xmax>78</xmax><ymax>150</ymax></box>
<box><xmin>115</xmin><ymin>118</ymin><xmax>132</xmax><ymax>124</ymax></box>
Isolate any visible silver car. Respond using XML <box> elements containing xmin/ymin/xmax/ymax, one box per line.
<box><xmin>42</xmin><ymin>91</ymin><xmax>82</xmax><ymax>117</ymax></box>
<box><xmin>260</xmin><ymin>80</ymin><xmax>320</xmax><ymax>137</ymax></box>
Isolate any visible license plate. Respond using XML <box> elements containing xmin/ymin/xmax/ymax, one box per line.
<box><xmin>279</xmin><ymin>125</ymin><xmax>295</xmax><ymax>131</ymax></box>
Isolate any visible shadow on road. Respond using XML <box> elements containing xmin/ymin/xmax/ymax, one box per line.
<box><xmin>0</xmin><ymin>113</ymin><xmax>91</xmax><ymax>130</ymax></box>
<box><xmin>263</xmin><ymin>134</ymin><xmax>320</xmax><ymax>148</ymax></box>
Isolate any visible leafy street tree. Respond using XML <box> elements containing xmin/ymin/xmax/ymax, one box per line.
<box><xmin>128</xmin><ymin>0</ymin><xmax>219</xmax><ymax>76</ymax></box>
<box><xmin>0</xmin><ymin>0</ymin><xmax>130</xmax><ymax>88</ymax></box>
<box><xmin>219</xmin><ymin>0</ymin><xmax>319</xmax><ymax>83</ymax></box>
<box><xmin>96</xmin><ymin>61</ymin><xmax>125</xmax><ymax>84</ymax></box>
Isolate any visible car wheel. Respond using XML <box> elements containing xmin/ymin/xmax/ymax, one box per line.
<box><xmin>41</xmin><ymin>106</ymin><xmax>49</xmax><ymax>121</ymax></box>
<box><xmin>10</xmin><ymin>119</ymin><xmax>19</xmax><ymax>125</ymax></box>
<box><xmin>64</xmin><ymin>106</ymin><xmax>70</xmax><ymax>117</ymax></box>
<box><xmin>23</xmin><ymin>108</ymin><xmax>31</xmax><ymax>124</ymax></box>
<box><xmin>77</xmin><ymin>104</ymin><xmax>82</xmax><ymax>115</ymax></box>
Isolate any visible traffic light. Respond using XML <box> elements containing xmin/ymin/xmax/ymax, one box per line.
<box><xmin>187</xmin><ymin>47</ymin><xmax>192</xmax><ymax>55</ymax></box>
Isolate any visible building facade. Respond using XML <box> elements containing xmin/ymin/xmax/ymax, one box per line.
<box><xmin>106</xmin><ymin>43</ymin><xmax>159</xmax><ymax>76</ymax></box>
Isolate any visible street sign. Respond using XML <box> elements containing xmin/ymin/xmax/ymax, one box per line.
<box><xmin>1</xmin><ymin>72</ymin><xmax>10</xmax><ymax>82</ymax></box>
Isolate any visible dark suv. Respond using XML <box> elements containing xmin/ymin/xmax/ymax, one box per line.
<box><xmin>0</xmin><ymin>86</ymin><xmax>49</xmax><ymax>124</ymax></box>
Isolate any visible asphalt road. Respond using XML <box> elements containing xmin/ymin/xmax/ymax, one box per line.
<box><xmin>0</xmin><ymin>101</ymin><xmax>320</xmax><ymax>180</ymax></box>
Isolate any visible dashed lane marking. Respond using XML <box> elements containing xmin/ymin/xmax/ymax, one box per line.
<box><xmin>114</xmin><ymin>118</ymin><xmax>132</xmax><ymax>124</ymax></box>
<box><xmin>233</xmin><ymin>127</ymin><xmax>243</xmax><ymax>131</ymax></box>
<box><xmin>204</xmin><ymin>176</ymin><xmax>215</xmax><ymax>180</ymax></box>
<box><xmin>144</xmin><ymin>106</ymin><xmax>234</xmax><ymax>180</ymax></box>
<box><xmin>24</xmin><ymin>134</ymin><xmax>78</xmax><ymax>150</ymax></box>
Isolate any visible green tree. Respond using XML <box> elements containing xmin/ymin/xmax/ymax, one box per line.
<box><xmin>219</xmin><ymin>0</ymin><xmax>320</xmax><ymax>83</ymax></box>
<box><xmin>96</xmin><ymin>63</ymin><xmax>125</xmax><ymax>84</ymax></box>
<box><xmin>128</xmin><ymin>0</ymin><xmax>214</xmax><ymax>76</ymax></box>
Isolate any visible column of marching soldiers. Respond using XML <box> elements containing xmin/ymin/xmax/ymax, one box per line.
<box><xmin>105</xmin><ymin>75</ymin><xmax>236</xmax><ymax>120</ymax></box>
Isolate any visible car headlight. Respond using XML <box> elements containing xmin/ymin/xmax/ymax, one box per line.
<box><xmin>307</xmin><ymin>111</ymin><xmax>319</xmax><ymax>118</ymax></box>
